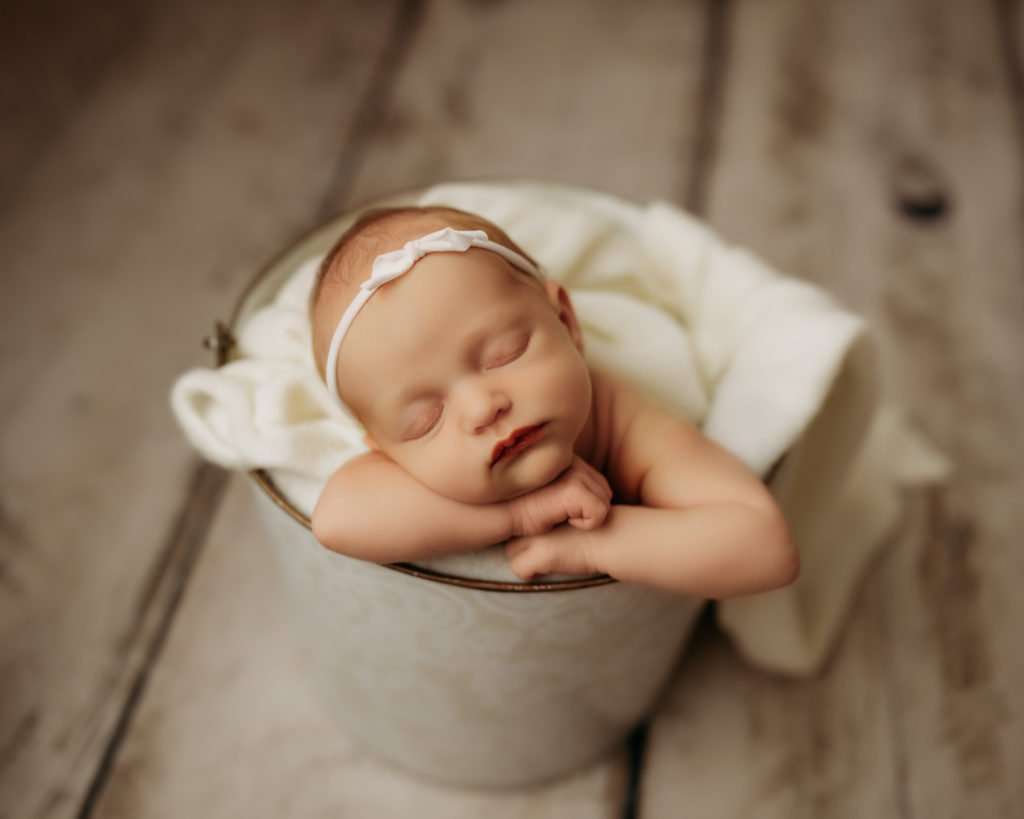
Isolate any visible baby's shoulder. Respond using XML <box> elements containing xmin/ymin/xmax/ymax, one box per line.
<box><xmin>587</xmin><ymin>366</ymin><xmax>676</xmax><ymax>503</ymax></box>
<box><xmin>589</xmin><ymin>365</ymin><xmax>655</xmax><ymax>431</ymax></box>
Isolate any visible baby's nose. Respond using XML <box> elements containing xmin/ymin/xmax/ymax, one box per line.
<box><xmin>462</xmin><ymin>384</ymin><xmax>511</xmax><ymax>433</ymax></box>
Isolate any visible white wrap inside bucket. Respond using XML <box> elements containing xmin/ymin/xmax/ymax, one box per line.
<box><xmin>170</xmin><ymin>180</ymin><xmax>949</xmax><ymax>787</ymax></box>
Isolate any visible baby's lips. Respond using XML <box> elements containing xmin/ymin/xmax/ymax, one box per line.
<box><xmin>490</xmin><ymin>422</ymin><xmax>547</xmax><ymax>466</ymax></box>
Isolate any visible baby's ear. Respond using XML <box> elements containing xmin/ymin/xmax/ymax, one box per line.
<box><xmin>543</xmin><ymin>280</ymin><xmax>585</xmax><ymax>353</ymax></box>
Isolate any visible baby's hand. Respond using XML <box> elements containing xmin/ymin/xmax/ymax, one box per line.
<box><xmin>507</xmin><ymin>455</ymin><xmax>613</xmax><ymax>537</ymax></box>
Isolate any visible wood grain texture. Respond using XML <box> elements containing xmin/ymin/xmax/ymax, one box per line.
<box><xmin>640</xmin><ymin>0</ymin><xmax>1024</xmax><ymax>816</ymax></box>
<box><xmin>0</xmin><ymin>2</ymin><xmax>403</xmax><ymax>817</ymax></box>
<box><xmin>642</xmin><ymin>598</ymin><xmax>904</xmax><ymax>819</ymax></box>
<box><xmin>345</xmin><ymin>0</ymin><xmax>709</xmax><ymax>206</ymax></box>
<box><xmin>867</xmin><ymin>1</ymin><xmax>1024</xmax><ymax>811</ymax></box>
<box><xmin>0</xmin><ymin>0</ymin><xmax>153</xmax><ymax>218</ymax></box>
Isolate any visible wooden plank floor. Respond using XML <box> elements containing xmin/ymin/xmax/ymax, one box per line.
<box><xmin>2</xmin><ymin>1</ymin><xmax>1021</xmax><ymax>817</ymax></box>
<box><xmin>643</xmin><ymin>2</ymin><xmax>1024</xmax><ymax>817</ymax></box>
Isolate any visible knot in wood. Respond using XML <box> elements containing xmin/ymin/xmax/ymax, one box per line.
<box><xmin>892</xmin><ymin>154</ymin><xmax>951</xmax><ymax>222</ymax></box>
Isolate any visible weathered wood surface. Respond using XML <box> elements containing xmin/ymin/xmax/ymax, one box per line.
<box><xmin>0</xmin><ymin>1</ymin><xmax>403</xmax><ymax>817</ymax></box>
<box><xmin>641</xmin><ymin>1</ymin><xmax>1024</xmax><ymax>817</ymax></box>
<box><xmin>3</xmin><ymin>0</ymin><xmax>1022</xmax><ymax>818</ymax></box>
<box><xmin>344</xmin><ymin>0</ymin><xmax>709</xmax><ymax>204</ymax></box>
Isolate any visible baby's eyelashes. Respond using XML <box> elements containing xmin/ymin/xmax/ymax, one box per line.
<box><xmin>404</xmin><ymin>402</ymin><xmax>443</xmax><ymax>439</ymax></box>
<box><xmin>400</xmin><ymin>332</ymin><xmax>532</xmax><ymax>440</ymax></box>
<box><xmin>484</xmin><ymin>333</ymin><xmax>530</xmax><ymax>369</ymax></box>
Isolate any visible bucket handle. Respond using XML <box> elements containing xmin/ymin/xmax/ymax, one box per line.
<box><xmin>202</xmin><ymin>320</ymin><xmax>236</xmax><ymax>365</ymax></box>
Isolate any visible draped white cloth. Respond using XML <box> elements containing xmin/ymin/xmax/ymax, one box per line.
<box><xmin>171</xmin><ymin>182</ymin><xmax>949</xmax><ymax>675</ymax></box>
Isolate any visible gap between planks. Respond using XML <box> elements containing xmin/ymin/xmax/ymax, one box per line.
<box><xmin>71</xmin><ymin>3</ymin><xmax>427</xmax><ymax>816</ymax></box>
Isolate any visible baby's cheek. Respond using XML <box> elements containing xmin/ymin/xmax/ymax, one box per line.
<box><xmin>540</xmin><ymin>355</ymin><xmax>591</xmax><ymax>412</ymax></box>
<box><xmin>411</xmin><ymin>452</ymin><xmax>498</xmax><ymax>505</ymax></box>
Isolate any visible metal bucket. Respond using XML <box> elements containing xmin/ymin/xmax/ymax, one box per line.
<box><xmin>213</xmin><ymin>183</ymin><xmax>706</xmax><ymax>788</ymax></box>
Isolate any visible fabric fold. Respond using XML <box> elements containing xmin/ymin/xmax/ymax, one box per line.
<box><xmin>170</xmin><ymin>181</ymin><xmax>949</xmax><ymax>676</ymax></box>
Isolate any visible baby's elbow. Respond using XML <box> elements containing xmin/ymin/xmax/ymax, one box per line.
<box><xmin>762</xmin><ymin>513</ymin><xmax>799</xmax><ymax>590</ymax></box>
<box><xmin>769</xmin><ymin>539</ymin><xmax>800</xmax><ymax>589</ymax></box>
<box><xmin>311</xmin><ymin>503</ymin><xmax>343</xmax><ymax>552</ymax></box>
<box><xmin>313</xmin><ymin>496</ymin><xmax>394</xmax><ymax>563</ymax></box>
<box><xmin>311</xmin><ymin>497</ymin><xmax>361</xmax><ymax>557</ymax></box>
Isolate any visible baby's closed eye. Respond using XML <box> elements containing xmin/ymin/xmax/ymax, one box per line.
<box><xmin>402</xmin><ymin>331</ymin><xmax>533</xmax><ymax>440</ymax></box>
<box><xmin>484</xmin><ymin>331</ymin><xmax>530</xmax><ymax>368</ymax></box>
<box><xmin>405</xmin><ymin>403</ymin><xmax>443</xmax><ymax>439</ymax></box>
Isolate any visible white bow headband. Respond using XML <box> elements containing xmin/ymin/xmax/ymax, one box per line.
<box><xmin>324</xmin><ymin>226</ymin><xmax>544</xmax><ymax>413</ymax></box>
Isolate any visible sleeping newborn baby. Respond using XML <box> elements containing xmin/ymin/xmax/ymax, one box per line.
<box><xmin>309</xmin><ymin>205</ymin><xmax>798</xmax><ymax>598</ymax></box>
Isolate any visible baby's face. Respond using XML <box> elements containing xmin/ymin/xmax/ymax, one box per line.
<box><xmin>332</xmin><ymin>248</ymin><xmax>593</xmax><ymax>504</ymax></box>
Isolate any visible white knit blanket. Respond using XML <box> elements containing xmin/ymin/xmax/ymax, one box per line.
<box><xmin>171</xmin><ymin>182</ymin><xmax>949</xmax><ymax>675</ymax></box>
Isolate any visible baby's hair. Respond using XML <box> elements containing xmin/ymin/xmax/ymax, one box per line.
<box><xmin>309</xmin><ymin>204</ymin><xmax>541</xmax><ymax>379</ymax></box>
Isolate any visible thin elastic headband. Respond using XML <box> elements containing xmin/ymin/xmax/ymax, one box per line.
<box><xmin>324</xmin><ymin>226</ymin><xmax>544</xmax><ymax>413</ymax></box>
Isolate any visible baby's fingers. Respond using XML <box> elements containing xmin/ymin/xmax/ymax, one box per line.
<box><xmin>567</xmin><ymin>512</ymin><xmax>602</xmax><ymax>530</ymax></box>
<box><xmin>505</xmin><ymin>535</ymin><xmax>597</xmax><ymax>580</ymax></box>
<box><xmin>505</xmin><ymin>538</ymin><xmax>532</xmax><ymax>559</ymax></box>
<box><xmin>567</xmin><ymin>493</ymin><xmax>610</xmax><ymax>530</ymax></box>
<box><xmin>575</xmin><ymin>459</ymin><xmax>613</xmax><ymax>501</ymax></box>
<box><xmin>578</xmin><ymin>473</ymin><xmax>612</xmax><ymax>504</ymax></box>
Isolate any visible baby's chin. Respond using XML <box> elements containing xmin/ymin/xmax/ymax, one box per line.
<box><xmin>421</xmin><ymin>447</ymin><xmax>571</xmax><ymax>506</ymax></box>
<box><xmin>498</xmin><ymin>455</ymin><xmax>571</xmax><ymax>500</ymax></box>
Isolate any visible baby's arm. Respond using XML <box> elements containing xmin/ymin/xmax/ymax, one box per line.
<box><xmin>312</xmin><ymin>451</ymin><xmax>611</xmax><ymax>564</ymax></box>
<box><xmin>505</xmin><ymin>391</ymin><xmax>798</xmax><ymax>599</ymax></box>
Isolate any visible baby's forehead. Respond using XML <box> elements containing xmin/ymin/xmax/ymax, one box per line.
<box><xmin>315</xmin><ymin>207</ymin><xmax>547</xmax><ymax>403</ymax></box>
<box><xmin>353</xmin><ymin>211</ymin><xmax>479</xmax><ymax>257</ymax></box>
<box><xmin>370</xmin><ymin>251</ymin><xmax>539</xmax><ymax>327</ymax></box>
<box><xmin>313</xmin><ymin>214</ymin><xmax>451</xmax><ymax>347</ymax></box>
<box><xmin>348</xmin><ymin>258</ymin><xmax>541</xmax><ymax>392</ymax></box>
